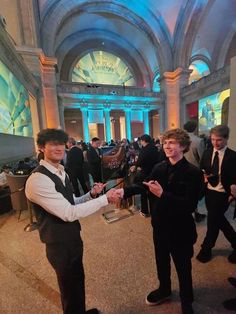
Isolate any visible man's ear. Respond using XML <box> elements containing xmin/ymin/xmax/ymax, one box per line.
<box><xmin>38</xmin><ymin>145</ymin><xmax>45</xmax><ymax>153</ymax></box>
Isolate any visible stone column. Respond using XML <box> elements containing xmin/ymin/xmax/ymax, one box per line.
<box><xmin>58</xmin><ymin>97</ymin><xmax>65</xmax><ymax>130</ymax></box>
<box><xmin>40</xmin><ymin>54</ymin><xmax>60</xmax><ymax>128</ymax></box>
<box><xmin>125</xmin><ymin>104</ymin><xmax>132</xmax><ymax>141</ymax></box>
<box><xmin>158</xmin><ymin>107</ymin><xmax>165</xmax><ymax>134</ymax></box>
<box><xmin>81</xmin><ymin>106</ymin><xmax>90</xmax><ymax>143</ymax></box>
<box><xmin>104</xmin><ymin>106</ymin><xmax>111</xmax><ymax>143</ymax></box>
<box><xmin>160</xmin><ymin>68</ymin><xmax>191</xmax><ymax>129</ymax></box>
<box><xmin>143</xmin><ymin>106</ymin><xmax>150</xmax><ymax>134</ymax></box>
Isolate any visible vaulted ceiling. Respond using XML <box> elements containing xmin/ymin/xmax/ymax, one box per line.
<box><xmin>38</xmin><ymin>0</ymin><xmax>236</xmax><ymax>87</ymax></box>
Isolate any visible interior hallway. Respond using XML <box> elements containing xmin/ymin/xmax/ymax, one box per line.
<box><xmin>0</xmin><ymin>200</ymin><xmax>236</xmax><ymax>314</ymax></box>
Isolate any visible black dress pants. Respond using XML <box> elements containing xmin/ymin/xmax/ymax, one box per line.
<box><xmin>202</xmin><ymin>189</ymin><xmax>236</xmax><ymax>250</ymax></box>
<box><xmin>46</xmin><ymin>237</ymin><xmax>85</xmax><ymax>314</ymax></box>
<box><xmin>133</xmin><ymin>171</ymin><xmax>149</xmax><ymax>215</ymax></box>
<box><xmin>68</xmin><ymin>168</ymin><xmax>89</xmax><ymax>197</ymax></box>
<box><xmin>153</xmin><ymin>229</ymin><xmax>194</xmax><ymax>303</ymax></box>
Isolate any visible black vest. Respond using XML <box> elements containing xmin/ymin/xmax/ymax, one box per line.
<box><xmin>30</xmin><ymin>165</ymin><xmax>81</xmax><ymax>244</ymax></box>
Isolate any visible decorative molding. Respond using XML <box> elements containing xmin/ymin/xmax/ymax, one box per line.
<box><xmin>0</xmin><ymin>23</ymin><xmax>39</xmax><ymax>94</ymax></box>
<box><xmin>181</xmin><ymin>65</ymin><xmax>230</xmax><ymax>103</ymax></box>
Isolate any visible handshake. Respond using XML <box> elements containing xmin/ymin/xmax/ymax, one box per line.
<box><xmin>106</xmin><ymin>188</ymin><xmax>124</xmax><ymax>204</ymax></box>
<box><xmin>90</xmin><ymin>183</ymin><xmax>124</xmax><ymax>204</ymax></box>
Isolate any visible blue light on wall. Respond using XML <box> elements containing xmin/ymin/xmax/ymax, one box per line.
<box><xmin>131</xmin><ymin>111</ymin><xmax>143</xmax><ymax>122</ymax></box>
<box><xmin>88</xmin><ymin>110</ymin><xmax>104</xmax><ymax>123</ymax></box>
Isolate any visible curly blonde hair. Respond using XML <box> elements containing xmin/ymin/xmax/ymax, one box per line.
<box><xmin>162</xmin><ymin>128</ymin><xmax>191</xmax><ymax>153</ymax></box>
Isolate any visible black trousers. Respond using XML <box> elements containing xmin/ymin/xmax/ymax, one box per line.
<box><xmin>133</xmin><ymin>171</ymin><xmax>149</xmax><ymax>214</ymax></box>
<box><xmin>46</xmin><ymin>237</ymin><xmax>85</xmax><ymax>314</ymax></box>
<box><xmin>68</xmin><ymin>168</ymin><xmax>89</xmax><ymax>197</ymax></box>
<box><xmin>153</xmin><ymin>228</ymin><xmax>194</xmax><ymax>303</ymax></box>
<box><xmin>202</xmin><ymin>189</ymin><xmax>236</xmax><ymax>250</ymax></box>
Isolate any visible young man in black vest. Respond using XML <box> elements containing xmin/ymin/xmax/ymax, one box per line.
<box><xmin>25</xmin><ymin>128</ymin><xmax>118</xmax><ymax>314</ymax></box>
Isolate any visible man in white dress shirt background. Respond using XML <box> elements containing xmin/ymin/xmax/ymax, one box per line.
<box><xmin>183</xmin><ymin>120</ymin><xmax>206</xmax><ymax>222</ymax></box>
<box><xmin>25</xmin><ymin>128</ymin><xmax>118</xmax><ymax>314</ymax></box>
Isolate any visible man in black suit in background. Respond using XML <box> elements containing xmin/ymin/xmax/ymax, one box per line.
<box><xmin>66</xmin><ymin>137</ymin><xmax>89</xmax><ymax>197</ymax></box>
<box><xmin>196</xmin><ymin>125</ymin><xmax>236</xmax><ymax>263</ymax></box>
<box><xmin>130</xmin><ymin>134</ymin><xmax>164</xmax><ymax>217</ymax></box>
<box><xmin>87</xmin><ymin>137</ymin><xmax>102</xmax><ymax>183</ymax></box>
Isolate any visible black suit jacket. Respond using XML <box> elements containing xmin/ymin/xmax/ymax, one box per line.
<box><xmin>66</xmin><ymin>146</ymin><xmax>84</xmax><ymax>171</ymax></box>
<box><xmin>136</xmin><ymin>143</ymin><xmax>164</xmax><ymax>176</ymax></box>
<box><xmin>124</xmin><ymin>158</ymin><xmax>204</xmax><ymax>245</ymax></box>
<box><xmin>200</xmin><ymin>147</ymin><xmax>236</xmax><ymax>195</ymax></box>
<box><xmin>87</xmin><ymin>146</ymin><xmax>102</xmax><ymax>178</ymax></box>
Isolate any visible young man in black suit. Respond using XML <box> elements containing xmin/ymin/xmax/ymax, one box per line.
<box><xmin>66</xmin><ymin>137</ymin><xmax>89</xmax><ymax>196</ymax></box>
<box><xmin>87</xmin><ymin>137</ymin><xmax>102</xmax><ymax>183</ymax></box>
<box><xmin>196</xmin><ymin>125</ymin><xmax>236</xmax><ymax>263</ymax></box>
<box><xmin>116</xmin><ymin>128</ymin><xmax>204</xmax><ymax>314</ymax></box>
<box><xmin>130</xmin><ymin>134</ymin><xmax>164</xmax><ymax>217</ymax></box>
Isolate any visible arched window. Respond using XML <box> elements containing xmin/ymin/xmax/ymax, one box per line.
<box><xmin>152</xmin><ymin>72</ymin><xmax>160</xmax><ymax>92</ymax></box>
<box><xmin>72</xmin><ymin>51</ymin><xmax>136</xmax><ymax>86</ymax></box>
<box><xmin>188</xmin><ymin>60</ymin><xmax>210</xmax><ymax>84</ymax></box>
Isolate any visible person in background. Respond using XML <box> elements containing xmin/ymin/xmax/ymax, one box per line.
<box><xmin>130</xmin><ymin>134</ymin><xmax>164</xmax><ymax>217</ymax></box>
<box><xmin>87</xmin><ymin>137</ymin><xmax>102</xmax><ymax>183</ymax></box>
<box><xmin>15</xmin><ymin>157</ymin><xmax>34</xmax><ymax>175</ymax></box>
<box><xmin>116</xmin><ymin>128</ymin><xmax>204</xmax><ymax>314</ymax></box>
<box><xmin>183</xmin><ymin>120</ymin><xmax>206</xmax><ymax>222</ymax></box>
<box><xmin>196</xmin><ymin>125</ymin><xmax>236</xmax><ymax>264</ymax></box>
<box><xmin>66</xmin><ymin>137</ymin><xmax>89</xmax><ymax>197</ymax></box>
<box><xmin>0</xmin><ymin>165</ymin><xmax>13</xmax><ymax>214</ymax></box>
<box><xmin>0</xmin><ymin>165</ymin><xmax>13</xmax><ymax>188</ymax></box>
<box><xmin>25</xmin><ymin>128</ymin><xmax>119</xmax><ymax>314</ymax></box>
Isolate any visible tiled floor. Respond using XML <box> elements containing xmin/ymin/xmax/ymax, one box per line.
<box><xmin>0</xmin><ymin>200</ymin><xmax>236</xmax><ymax>313</ymax></box>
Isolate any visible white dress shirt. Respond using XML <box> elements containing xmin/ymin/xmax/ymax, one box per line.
<box><xmin>207</xmin><ymin>146</ymin><xmax>227</xmax><ymax>193</ymax></box>
<box><xmin>25</xmin><ymin>160</ymin><xmax>108</xmax><ymax>222</ymax></box>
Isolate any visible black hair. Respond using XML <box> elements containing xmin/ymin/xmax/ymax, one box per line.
<box><xmin>68</xmin><ymin>137</ymin><xmax>76</xmax><ymax>145</ymax></box>
<box><xmin>140</xmin><ymin>134</ymin><xmax>152</xmax><ymax>143</ymax></box>
<box><xmin>37</xmin><ymin>129</ymin><xmax>68</xmax><ymax>146</ymax></box>
<box><xmin>183</xmin><ymin>120</ymin><xmax>197</xmax><ymax>133</ymax></box>
<box><xmin>91</xmin><ymin>137</ymin><xmax>100</xmax><ymax>142</ymax></box>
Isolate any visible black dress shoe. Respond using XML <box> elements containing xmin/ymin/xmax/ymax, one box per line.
<box><xmin>86</xmin><ymin>309</ymin><xmax>100</xmax><ymax>314</ymax></box>
<box><xmin>223</xmin><ymin>298</ymin><xmax>236</xmax><ymax>311</ymax></box>
<box><xmin>228</xmin><ymin>250</ymin><xmax>236</xmax><ymax>263</ymax></box>
<box><xmin>228</xmin><ymin>277</ymin><xmax>236</xmax><ymax>288</ymax></box>
<box><xmin>196</xmin><ymin>249</ymin><xmax>212</xmax><ymax>263</ymax></box>
<box><xmin>146</xmin><ymin>288</ymin><xmax>171</xmax><ymax>305</ymax></box>
<box><xmin>181</xmin><ymin>302</ymin><xmax>194</xmax><ymax>314</ymax></box>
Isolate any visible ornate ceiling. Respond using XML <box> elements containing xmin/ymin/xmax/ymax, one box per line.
<box><xmin>36</xmin><ymin>0</ymin><xmax>236</xmax><ymax>87</ymax></box>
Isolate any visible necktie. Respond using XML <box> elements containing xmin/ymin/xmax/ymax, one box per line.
<box><xmin>210</xmin><ymin>151</ymin><xmax>219</xmax><ymax>187</ymax></box>
<box><xmin>211</xmin><ymin>151</ymin><xmax>219</xmax><ymax>176</ymax></box>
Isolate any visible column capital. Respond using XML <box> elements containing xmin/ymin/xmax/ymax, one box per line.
<box><xmin>80</xmin><ymin>103</ymin><xmax>88</xmax><ymax>111</ymax></box>
<box><xmin>163</xmin><ymin>67</ymin><xmax>192</xmax><ymax>80</ymax></box>
<box><xmin>144</xmin><ymin>103</ymin><xmax>150</xmax><ymax>111</ymax></box>
<box><xmin>39</xmin><ymin>53</ymin><xmax>57</xmax><ymax>67</ymax></box>
<box><xmin>124</xmin><ymin>102</ymin><xmax>132</xmax><ymax>111</ymax></box>
<box><xmin>104</xmin><ymin>103</ymin><xmax>111</xmax><ymax>111</ymax></box>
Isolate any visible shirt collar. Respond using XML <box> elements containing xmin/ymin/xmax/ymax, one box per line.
<box><xmin>213</xmin><ymin>146</ymin><xmax>227</xmax><ymax>155</ymax></box>
<box><xmin>167</xmin><ymin>156</ymin><xmax>187</xmax><ymax>169</ymax></box>
<box><xmin>40</xmin><ymin>159</ymin><xmax>65</xmax><ymax>175</ymax></box>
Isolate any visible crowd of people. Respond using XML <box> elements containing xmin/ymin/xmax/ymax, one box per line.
<box><xmin>1</xmin><ymin>123</ymin><xmax>236</xmax><ymax>314</ymax></box>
